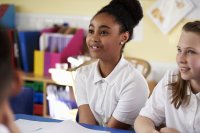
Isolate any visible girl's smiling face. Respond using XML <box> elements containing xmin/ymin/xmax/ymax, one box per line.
<box><xmin>86</xmin><ymin>13</ymin><xmax>127</xmax><ymax>61</ymax></box>
<box><xmin>176</xmin><ymin>31</ymin><xmax>200</xmax><ymax>82</ymax></box>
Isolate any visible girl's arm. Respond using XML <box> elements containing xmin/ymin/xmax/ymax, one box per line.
<box><xmin>2</xmin><ymin>101</ymin><xmax>20</xmax><ymax>133</ymax></box>
<box><xmin>107</xmin><ymin>116</ymin><xmax>131</xmax><ymax>130</ymax></box>
<box><xmin>78</xmin><ymin>104</ymin><xmax>97</xmax><ymax>125</ymax></box>
<box><xmin>159</xmin><ymin>127</ymin><xmax>180</xmax><ymax>133</ymax></box>
<box><xmin>134</xmin><ymin>115</ymin><xmax>159</xmax><ymax>133</ymax></box>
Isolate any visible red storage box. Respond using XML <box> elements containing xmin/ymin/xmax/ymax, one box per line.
<box><xmin>33</xmin><ymin>104</ymin><xmax>43</xmax><ymax>115</ymax></box>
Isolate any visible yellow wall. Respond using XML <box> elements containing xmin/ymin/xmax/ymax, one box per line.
<box><xmin>0</xmin><ymin>0</ymin><xmax>109</xmax><ymax>16</ymax></box>
<box><xmin>0</xmin><ymin>0</ymin><xmax>192</xmax><ymax>63</ymax></box>
<box><xmin>125</xmin><ymin>0</ymin><xmax>186</xmax><ymax>63</ymax></box>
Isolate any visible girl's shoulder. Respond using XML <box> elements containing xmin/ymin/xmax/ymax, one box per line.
<box><xmin>76</xmin><ymin>60</ymin><xmax>98</xmax><ymax>76</ymax></box>
<box><xmin>149</xmin><ymin>69</ymin><xmax>179</xmax><ymax>103</ymax></box>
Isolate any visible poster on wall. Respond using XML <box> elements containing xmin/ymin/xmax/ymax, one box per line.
<box><xmin>186</xmin><ymin>0</ymin><xmax>200</xmax><ymax>19</ymax></box>
<box><xmin>147</xmin><ymin>0</ymin><xmax>194</xmax><ymax>34</ymax></box>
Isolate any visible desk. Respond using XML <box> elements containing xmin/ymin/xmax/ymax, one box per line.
<box><xmin>15</xmin><ymin>114</ymin><xmax>134</xmax><ymax>133</ymax></box>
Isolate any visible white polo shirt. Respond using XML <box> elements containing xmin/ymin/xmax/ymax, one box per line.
<box><xmin>75</xmin><ymin>56</ymin><xmax>149</xmax><ymax>126</ymax></box>
<box><xmin>140</xmin><ymin>69</ymin><xmax>200</xmax><ymax>133</ymax></box>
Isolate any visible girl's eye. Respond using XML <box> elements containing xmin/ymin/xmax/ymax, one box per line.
<box><xmin>177</xmin><ymin>48</ymin><xmax>181</xmax><ymax>53</ymax></box>
<box><xmin>100</xmin><ymin>31</ymin><xmax>108</xmax><ymax>36</ymax></box>
<box><xmin>88</xmin><ymin>29</ymin><xmax>94</xmax><ymax>34</ymax></box>
<box><xmin>187</xmin><ymin>50</ymin><xmax>196</xmax><ymax>55</ymax></box>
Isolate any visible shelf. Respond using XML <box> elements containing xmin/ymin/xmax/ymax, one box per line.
<box><xmin>22</xmin><ymin>72</ymin><xmax>77</xmax><ymax>118</ymax></box>
<box><xmin>22</xmin><ymin>72</ymin><xmax>55</xmax><ymax>84</ymax></box>
<box><xmin>22</xmin><ymin>72</ymin><xmax>55</xmax><ymax>117</ymax></box>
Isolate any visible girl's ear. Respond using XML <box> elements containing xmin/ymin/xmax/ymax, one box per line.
<box><xmin>120</xmin><ymin>31</ymin><xmax>129</xmax><ymax>45</ymax></box>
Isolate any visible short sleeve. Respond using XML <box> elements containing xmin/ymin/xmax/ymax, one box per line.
<box><xmin>139</xmin><ymin>71</ymin><xmax>171</xmax><ymax>126</ymax></box>
<box><xmin>112</xmin><ymin>71</ymin><xmax>149</xmax><ymax>125</ymax></box>
<box><xmin>75</xmin><ymin>68</ymin><xmax>88</xmax><ymax>106</ymax></box>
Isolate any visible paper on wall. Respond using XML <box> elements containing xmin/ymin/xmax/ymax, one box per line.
<box><xmin>147</xmin><ymin>0</ymin><xmax>194</xmax><ymax>34</ymax></box>
<box><xmin>186</xmin><ymin>0</ymin><xmax>200</xmax><ymax>19</ymax></box>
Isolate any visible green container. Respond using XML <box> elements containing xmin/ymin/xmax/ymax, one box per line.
<box><xmin>24</xmin><ymin>81</ymin><xmax>43</xmax><ymax>92</ymax></box>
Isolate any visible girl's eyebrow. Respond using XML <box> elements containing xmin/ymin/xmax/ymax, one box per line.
<box><xmin>89</xmin><ymin>23</ymin><xmax>110</xmax><ymax>29</ymax></box>
<box><xmin>99</xmin><ymin>25</ymin><xmax>110</xmax><ymax>29</ymax></box>
<box><xmin>89</xmin><ymin>24</ymin><xmax>94</xmax><ymax>28</ymax></box>
<box><xmin>176</xmin><ymin>46</ymin><xmax>196</xmax><ymax>50</ymax></box>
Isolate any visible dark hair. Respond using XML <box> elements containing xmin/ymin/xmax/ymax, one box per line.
<box><xmin>0</xmin><ymin>25</ymin><xmax>14</xmax><ymax>103</ymax></box>
<box><xmin>183</xmin><ymin>20</ymin><xmax>200</xmax><ymax>34</ymax></box>
<box><xmin>170</xmin><ymin>21</ymin><xmax>200</xmax><ymax>109</ymax></box>
<box><xmin>95</xmin><ymin>0</ymin><xmax>143</xmax><ymax>42</ymax></box>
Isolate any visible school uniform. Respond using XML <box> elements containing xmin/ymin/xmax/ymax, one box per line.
<box><xmin>140</xmin><ymin>69</ymin><xmax>200</xmax><ymax>133</ymax></box>
<box><xmin>75</xmin><ymin>56</ymin><xmax>149</xmax><ymax>126</ymax></box>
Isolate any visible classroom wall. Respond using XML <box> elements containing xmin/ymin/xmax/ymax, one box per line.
<box><xmin>0</xmin><ymin>0</ymin><xmax>191</xmax><ymax>63</ymax></box>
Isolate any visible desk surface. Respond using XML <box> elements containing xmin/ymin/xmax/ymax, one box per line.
<box><xmin>15</xmin><ymin>114</ymin><xmax>134</xmax><ymax>133</ymax></box>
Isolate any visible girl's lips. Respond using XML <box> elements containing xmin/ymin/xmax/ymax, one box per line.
<box><xmin>89</xmin><ymin>44</ymin><xmax>102</xmax><ymax>51</ymax></box>
<box><xmin>179</xmin><ymin>67</ymin><xmax>190</xmax><ymax>73</ymax></box>
<box><xmin>90</xmin><ymin>45</ymin><xmax>100</xmax><ymax>49</ymax></box>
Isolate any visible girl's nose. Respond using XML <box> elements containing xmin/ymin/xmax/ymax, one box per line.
<box><xmin>177</xmin><ymin>53</ymin><xmax>187</xmax><ymax>64</ymax></box>
<box><xmin>91</xmin><ymin>34</ymin><xmax>100</xmax><ymax>43</ymax></box>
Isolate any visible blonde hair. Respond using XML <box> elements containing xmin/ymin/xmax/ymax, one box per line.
<box><xmin>169</xmin><ymin>21</ymin><xmax>200</xmax><ymax>109</ymax></box>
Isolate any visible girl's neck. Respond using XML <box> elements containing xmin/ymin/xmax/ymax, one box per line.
<box><xmin>99</xmin><ymin>56</ymin><xmax>121</xmax><ymax>78</ymax></box>
<box><xmin>190</xmin><ymin>80</ymin><xmax>200</xmax><ymax>94</ymax></box>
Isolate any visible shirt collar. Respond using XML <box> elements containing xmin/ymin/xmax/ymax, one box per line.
<box><xmin>93</xmin><ymin>56</ymin><xmax>127</xmax><ymax>85</ymax></box>
<box><xmin>93</xmin><ymin>60</ymin><xmax>102</xmax><ymax>83</ymax></box>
